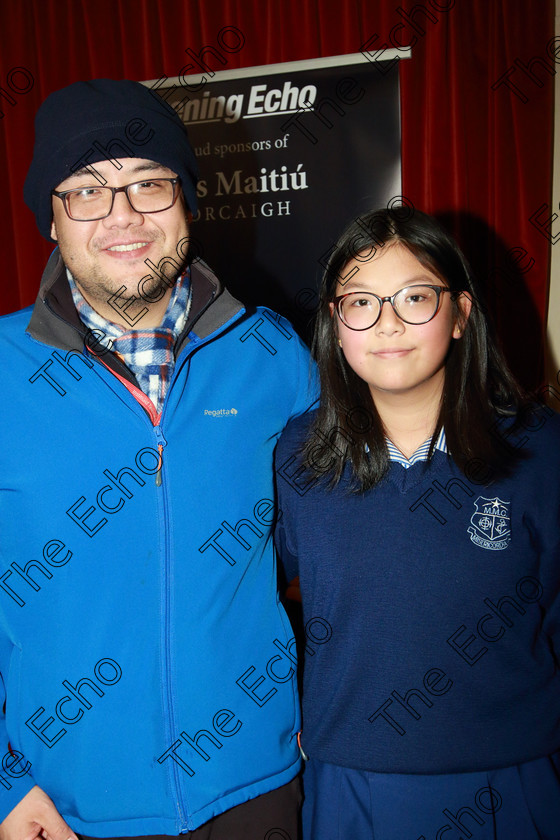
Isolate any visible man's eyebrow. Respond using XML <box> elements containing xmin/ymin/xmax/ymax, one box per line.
<box><xmin>129</xmin><ymin>161</ymin><xmax>172</xmax><ymax>174</ymax></box>
<box><xmin>67</xmin><ymin>166</ymin><xmax>96</xmax><ymax>179</ymax></box>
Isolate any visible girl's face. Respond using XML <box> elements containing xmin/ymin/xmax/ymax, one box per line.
<box><xmin>331</xmin><ymin>243</ymin><xmax>470</xmax><ymax>406</ymax></box>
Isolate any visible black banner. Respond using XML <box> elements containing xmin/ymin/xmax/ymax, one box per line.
<box><xmin>146</xmin><ymin>53</ymin><xmax>405</xmax><ymax>339</ymax></box>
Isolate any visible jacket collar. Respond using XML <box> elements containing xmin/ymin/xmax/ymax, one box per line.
<box><xmin>26</xmin><ymin>248</ymin><xmax>244</xmax><ymax>381</ymax></box>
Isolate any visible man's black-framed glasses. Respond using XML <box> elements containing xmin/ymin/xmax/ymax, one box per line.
<box><xmin>333</xmin><ymin>285</ymin><xmax>457</xmax><ymax>331</ymax></box>
<box><xmin>51</xmin><ymin>177</ymin><xmax>181</xmax><ymax>221</ymax></box>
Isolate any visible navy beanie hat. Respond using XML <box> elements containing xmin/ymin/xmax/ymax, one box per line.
<box><xmin>24</xmin><ymin>78</ymin><xmax>199</xmax><ymax>241</ymax></box>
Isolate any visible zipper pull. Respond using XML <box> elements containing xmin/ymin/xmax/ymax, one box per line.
<box><xmin>153</xmin><ymin>425</ymin><xmax>167</xmax><ymax>487</ymax></box>
<box><xmin>155</xmin><ymin>443</ymin><xmax>163</xmax><ymax>487</ymax></box>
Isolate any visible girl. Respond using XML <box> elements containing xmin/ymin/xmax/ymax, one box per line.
<box><xmin>275</xmin><ymin>208</ymin><xmax>560</xmax><ymax>839</ymax></box>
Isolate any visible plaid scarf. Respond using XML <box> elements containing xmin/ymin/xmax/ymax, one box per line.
<box><xmin>68</xmin><ymin>269</ymin><xmax>192</xmax><ymax>414</ymax></box>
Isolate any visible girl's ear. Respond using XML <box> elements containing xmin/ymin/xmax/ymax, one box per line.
<box><xmin>453</xmin><ymin>291</ymin><xmax>472</xmax><ymax>339</ymax></box>
<box><xmin>329</xmin><ymin>302</ymin><xmax>343</xmax><ymax>347</ymax></box>
<box><xmin>329</xmin><ymin>302</ymin><xmax>339</xmax><ymax>338</ymax></box>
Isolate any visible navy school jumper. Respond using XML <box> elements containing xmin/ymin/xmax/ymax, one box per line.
<box><xmin>275</xmin><ymin>409</ymin><xmax>560</xmax><ymax>773</ymax></box>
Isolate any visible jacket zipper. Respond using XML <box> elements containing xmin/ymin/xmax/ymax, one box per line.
<box><xmin>152</xmin><ymin>410</ymin><xmax>189</xmax><ymax>831</ymax></box>
<box><xmin>77</xmin><ymin>360</ymin><xmax>188</xmax><ymax>827</ymax></box>
<box><xmin>37</xmin><ymin>297</ymin><xmax>246</xmax><ymax>830</ymax></box>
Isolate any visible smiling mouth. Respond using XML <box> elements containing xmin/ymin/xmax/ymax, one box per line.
<box><xmin>106</xmin><ymin>242</ymin><xmax>149</xmax><ymax>252</ymax></box>
<box><xmin>373</xmin><ymin>349</ymin><xmax>412</xmax><ymax>356</ymax></box>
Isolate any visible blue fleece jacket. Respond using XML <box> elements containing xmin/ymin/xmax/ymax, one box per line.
<box><xmin>275</xmin><ymin>408</ymin><xmax>560</xmax><ymax>774</ymax></box>
<box><xmin>0</xmin><ymin>252</ymin><xmax>316</xmax><ymax>835</ymax></box>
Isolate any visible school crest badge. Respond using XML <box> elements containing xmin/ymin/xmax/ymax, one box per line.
<box><xmin>467</xmin><ymin>496</ymin><xmax>511</xmax><ymax>550</ymax></box>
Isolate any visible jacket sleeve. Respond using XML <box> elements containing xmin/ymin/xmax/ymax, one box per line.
<box><xmin>0</xmin><ymin>659</ymin><xmax>36</xmax><ymax>822</ymax></box>
<box><xmin>281</xmin><ymin>319</ymin><xmax>319</xmax><ymax>422</ymax></box>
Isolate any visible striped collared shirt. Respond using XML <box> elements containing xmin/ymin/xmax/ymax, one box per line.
<box><xmin>386</xmin><ymin>427</ymin><xmax>448</xmax><ymax>469</ymax></box>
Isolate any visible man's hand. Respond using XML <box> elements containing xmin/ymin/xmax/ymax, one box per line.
<box><xmin>0</xmin><ymin>786</ymin><xmax>78</xmax><ymax>840</ymax></box>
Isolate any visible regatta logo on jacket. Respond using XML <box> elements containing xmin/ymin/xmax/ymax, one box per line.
<box><xmin>204</xmin><ymin>408</ymin><xmax>238</xmax><ymax>416</ymax></box>
<box><xmin>467</xmin><ymin>497</ymin><xmax>511</xmax><ymax>550</ymax></box>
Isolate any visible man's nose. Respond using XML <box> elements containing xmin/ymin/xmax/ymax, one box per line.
<box><xmin>103</xmin><ymin>188</ymin><xmax>144</xmax><ymax>226</ymax></box>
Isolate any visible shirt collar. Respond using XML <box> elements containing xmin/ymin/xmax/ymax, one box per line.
<box><xmin>386</xmin><ymin>427</ymin><xmax>447</xmax><ymax>469</ymax></box>
<box><xmin>66</xmin><ymin>269</ymin><xmax>192</xmax><ymax>414</ymax></box>
<box><xmin>66</xmin><ymin>267</ymin><xmax>191</xmax><ymax>344</ymax></box>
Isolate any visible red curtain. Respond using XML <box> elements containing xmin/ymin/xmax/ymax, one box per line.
<box><xmin>0</xmin><ymin>0</ymin><xmax>554</xmax><ymax>388</ymax></box>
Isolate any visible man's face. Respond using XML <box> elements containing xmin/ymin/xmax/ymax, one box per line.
<box><xmin>50</xmin><ymin>157</ymin><xmax>189</xmax><ymax>323</ymax></box>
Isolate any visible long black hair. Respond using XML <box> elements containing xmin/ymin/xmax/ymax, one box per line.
<box><xmin>304</xmin><ymin>206</ymin><xmax>530</xmax><ymax>491</ymax></box>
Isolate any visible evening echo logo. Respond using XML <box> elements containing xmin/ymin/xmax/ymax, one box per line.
<box><xmin>177</xmin><ymin>81</ymin><xmax>318</xmax><ymax>125</ymax></box>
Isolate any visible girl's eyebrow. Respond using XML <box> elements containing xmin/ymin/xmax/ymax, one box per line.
<box><xmin>338</xmin><ymin>286</ymin><xmax>372</xmax><ymax>294</ymax></box>
<box><xmin>340</xmin><ymin>276</ymin><xmax>441</xmax><ymax>293</ymax></box>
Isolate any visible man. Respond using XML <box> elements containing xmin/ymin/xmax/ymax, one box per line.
<box><xmin>0</xmin><ymin>79</ymin><xmax>314</xmax><ymax>840</ymax></box>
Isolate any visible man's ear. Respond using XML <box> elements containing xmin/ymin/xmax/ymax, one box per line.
<box><xmin>453</xmin><ymin>291</ymin><xmax>472</xmax><ymax>338</ymax></box>
<box><xmin>50</xmin><ymin>219</ymin><xmax>58</xmax><ymax>241</ymax></box>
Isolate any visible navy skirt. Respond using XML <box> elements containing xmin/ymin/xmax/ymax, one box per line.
<box><xmin>302</xmin><ymin>752</ymin><xmax>560</xmax><ymax>839</ymax></box>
